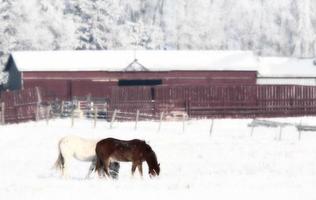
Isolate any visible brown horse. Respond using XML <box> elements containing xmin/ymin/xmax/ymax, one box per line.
<box><xmin>95</xmin><ymin>138</ymin><xmax>160</xmax><ymax>178</ymax></box>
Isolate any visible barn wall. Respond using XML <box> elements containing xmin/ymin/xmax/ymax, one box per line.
<box><xmin>22</xmin><ymin>71</ymin><xmax>256</xmax><ymax>84</ymax></box>
<box><xmin>22</xmin><ymin>71</ymin><xmax>256</xmax><ymax>80</ymax></box>
<box><xmin>23</xmin><ymin>80</ymin><xmax>71</xmax><ymax>101</ymax></box>
<box><xmin>71</xmin><ymin>80</ymin><xmax>115</xmax><ymax>98</ymax></box>
<box><xmin>21</xmin><ymin>71</ymin><xmax>257</xmax><ymax>101</ymax></box>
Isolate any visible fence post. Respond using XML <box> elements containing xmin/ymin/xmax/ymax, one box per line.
<box><xmin>35</xmin><ymin>87</ymin><xmax>41</xmax><ymax>121</ymax></box>
<box><xmin>185</xmin><ymin>100</ymin><xmax>189</xmax><ymax>115</ymax></box>
<box><xmin>182</xmin><ymin>113</ymin><xmax>187</xmax><ymax>132</ymax></box>
<box><xmin>110</xmin><ymin>109</ymin><xmax>117</xmax><ymax>129</ymax></box>
<box><xmin>210</xmin><ymin>118</ymin><xmax>214</xmax><ymax>136</ymax></box>
<box><xmin>36</xmin><ymin>103</ymin><xmax>40</xmax><ymax>121</ymax></box>
<box><xmin>1</xmin><ymin>102</ymin><xmax>4</xmax><ymax>125</ymax></box>
<box><xmin>250</xmin><ymin>118</ymin><xmax>255</xmax><ymax>137</ymax></box>
<box><xmin>250</xmin><ymin>126</ymin><xmax>255</xmax><ymax>137</ymax></box>
<box><xmin>94</xmin><ymin>106</ymin><xmax>98</xmax><ymax>128</ymax></box>
<box><xmin>186</xmin><ymin>99</ymin><xmax>191</xmax><ymax>118</ymax></box>
<box><xmin>46</xmin><ymin>105</ymin><xmax>51</xmax><ymax>125</ymax></box>
<box><xmin>78</xmin><ymin>101</ymin><xmax>81</xmax><ymax>111</ymax></box>
<box><xmin>278</xmin><ymin>125</ymin><xmax>283</xmax><ymax>141</ymax></box>
<box><xmin>298</xmin><ymin>120</ymin><xmax>302</xmax><ymax>141</ymax></box>
<box><xmin>35</xmin><ymin>87</ymin><xmax>42</xmax><ymax>104</ymax></box>
<box><xmin>71</xmin><ymin>111</ymin><xmax>75</xmax><ymax>128</ymax></box>
<box><xmin>61</xmin><ymin>101</ymin><xmax>64</xmax><ymax>114</ymax></box>
<box><xmin>135</xmin><ymin>110</ymin><xmax>140</xmax><ymax>130</ymax></box>
<box><xmin>158</xmin><ymin>112</ymin><xmax>164</xmax><ymax>132</ymax></box>
<box><xmin>298</xmin><ymin>129</ymin><xmax>302</xmax><ymax>141</ymax></box>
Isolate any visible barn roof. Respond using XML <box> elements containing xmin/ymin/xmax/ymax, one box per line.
<box><xmin>8</xmin><ymin>50</ymin><xmax>258</xmax><ymax>72</ymax></box>
<box><xmin>258</xmin><ymin>57</ymin><xmax>316</xmax><ymax>77</ymax></box>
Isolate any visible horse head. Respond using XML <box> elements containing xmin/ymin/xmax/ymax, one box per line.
<box><xmin>149</xmin><ymin>163</ymin><xmax>160</xmax><ymax>177</ymax></box>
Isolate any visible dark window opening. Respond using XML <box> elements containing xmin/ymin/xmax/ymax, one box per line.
<box><xmin>118</xmin><ymin>79</ymin><xmax>162</xmax><ymax>86</ymax></box>
<box><xmin>151</xmin><ymin>87</ymin><xmax>155</xmax><ymax>100</ymax></box>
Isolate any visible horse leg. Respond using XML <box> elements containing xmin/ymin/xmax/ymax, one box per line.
<box><xmin>109</xmin><ymin>161</ymin><xmax>120</xmax><ymax>179</ymax></box>
<box><xmin>103</xmin><ymin>159</ymin><xmax>111</xmax><ymax>178</ymax></box>
<box><xmin>59</xmin><ymin>140</ymin><xmax>72</xmax><ymax>179</ymax></box>
<box><xmin>137</xmin><ymin>163</ymin><xmax>143</xmax><ymax>177</ymax></box>
<box><xmin>95</xmin><ymin>157</ymin><xmax>104</xmax><ymax>178</ymax></box>
<box><xmin>131</xmin><ymin>162</ymin><xmax>137</xmax><ymax>176</ymax></box>
<box><xmin>85</xmin><ymin>159</ymin><xmax>96</xmax><ymax>179</ymax></box>
<box><xmin>62</xmin><ymin>158</ymin><xmax>70</xmax><ymax>179</ymax></box>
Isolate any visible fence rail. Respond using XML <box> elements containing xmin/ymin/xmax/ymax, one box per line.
<box><xmin>0</xmin><ymin>87</ymin><xmax>45</xmax><ymax>124</ymax></box>
<box><xmin>2</xmin><ymin>85</ymin><xmax>316</xmax><ymax>124</ymax></box>
<box><xmin>106</xmin><ymin>85</ymin><xmax>316</xmax><ymax>119</ymax></box>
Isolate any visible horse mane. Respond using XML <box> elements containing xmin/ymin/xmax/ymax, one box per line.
<box><xmin>143</xmin><ymin>143</ymin><xmax>158</xmax><ymax>167</ymax></box>
<box><xmin>143</xmin><ymin>141</ymin><xmax>152</xmax><ymax>152</ymax></box>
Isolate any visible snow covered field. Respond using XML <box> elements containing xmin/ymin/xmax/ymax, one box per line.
<box><xmin>1</xmin><ymin>117</ymin><xmax>316</xmax><ymax>200</ymax></box>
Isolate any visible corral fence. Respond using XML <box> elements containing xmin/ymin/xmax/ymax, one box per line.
<box><xmin>0</xmin><ymin>87</ymin><xmax>48</xmax><ymax>124</ymax></box>
<box><xmin>2</xmin><ymin>84</ymin><xmax>316</xmax><ymax>124</ymax></box>
<box><xmin>106</xmin><ymin>85</ymin><xmax>316</xmax><ymax>120</ymax></box>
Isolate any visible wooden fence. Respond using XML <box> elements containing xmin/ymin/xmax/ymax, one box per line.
<box><xmin>0</xmin><ymin>87</ymin><xmax>45</xmax><ymax>124</ymax></box>
<box><xmin>2</xmin><ymin>85</ymin><xmax>316</xmax><ymax>124</ymax></box>
<box><xmin>106</xmin><ymin>85</ymin><xmax>316</xmax><ymax>119</ymax></box>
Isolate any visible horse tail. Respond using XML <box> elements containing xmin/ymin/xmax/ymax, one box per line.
<box><xmin>54</xmin><ymin>152</ymin><xmax>64</xmax><ymax>171</ymax></box>
<box><xmin>53</xmin><ymin>141</ymin><xmax>64</xmax><ymax>171</ymax></box>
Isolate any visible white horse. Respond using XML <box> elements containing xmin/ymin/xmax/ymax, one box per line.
<box><xmin>54</xmin><ymin>135</ymin><xmax>119</xmax><ymax>178</ymax></box>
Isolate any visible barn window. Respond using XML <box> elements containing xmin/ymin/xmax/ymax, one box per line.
<box><xmin>118</xmin><ymin>79</ymin><xmax>162</xmax><ymax>86</ymax></box>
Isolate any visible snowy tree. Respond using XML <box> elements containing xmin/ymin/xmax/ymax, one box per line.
<box><xmin>13</xmin><ymin>0</ymin><xmax>76</xmax><ymax>50</ymax></box>
<box><xmin>0</xmin><ymin>0</ymin><xmax>18</xmax><ymax>67</ymax></box>
<box><xmin>1</xmin><ymin>0</ymin><xmax>316</xmax><ymax>63</ymax></box>
<box><xmin>293</xmin><ymin>0</ymin><xmax>316</xmax><ymax>57</ymax></box>
<box><xmin>63</xmin><ymin>0</ymin><xmax>164</xmax><ymax>50</ymax></box>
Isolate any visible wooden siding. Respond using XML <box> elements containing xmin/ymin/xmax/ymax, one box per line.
<box><xmin>2</xmin><ymin>85</ymin><xmax>316</xmax><ymax>123</ymax></box>
<box><xmin>0</xmin><ymin>88</ymin><xmax>43</xmax><ymax>123</ymax></box>
<box><xmin>21</xmin><ymin>71</ymin><xmax>257</xmax><ymax>101</ymax></box>
<box><xmin>22</xmin><ymin>71</ymin><xmax>256</xmax><ymax>83</ymax></box>
<box><xmin>23</xmin><ymin>80</ymin><xmax>71</xmax><ymax>101</ymax></box>
<box><xmin>105</xmin><ymin>85</ymin><xmax>316</xmax><ymax>119</ymax></box>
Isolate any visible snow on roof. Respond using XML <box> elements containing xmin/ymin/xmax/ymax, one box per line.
<box><xmin>258</xmin><ymin>57</ymin><xmax>316</xmax><ymax>77</ymax></box>
<box><xmin>9</xmin><ymin>50</ymin><xmax>258</xmax><ymax>72</ymax></box>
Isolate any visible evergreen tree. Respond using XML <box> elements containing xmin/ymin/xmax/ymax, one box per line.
<box><xmin>0</xmin><ymin>0</ymin><xmax>18</xmax><ymax>67</ymax></box>
<box><xmin>0</xmin><ymin>0</ymin><xmax>316</xmax><ymax>65</ymax></box>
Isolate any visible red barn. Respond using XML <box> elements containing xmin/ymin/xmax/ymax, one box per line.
<box><xmin>4</xmin><ymin>51</ymin><xmax>316</xmax><ymax>120</ymax></box>
<box><xmin>3</xmin><ymin>50</ymin><xmax>258</xmax><ymax>101</ymax></box>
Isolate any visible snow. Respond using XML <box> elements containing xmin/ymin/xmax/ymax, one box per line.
<box><xmin>9</xmin><ymin>49</ymin><xmax>316</xmax><ymax>77</ymax></box>
<box><xmin>1</xmin><ymin>117</ymin><xmax>316</xmax><ymax>200</ymax></box>
<box><xmin>10</xmin><ymin>50</ymin><xmax>258</xmax><ymax>72</ymax></box>
<box><xmin>258</xmin><ymin>57</ymin><xmax>316</xmax><ymax>77</ymax></box>
<box><xmin>257</xmin><ymin>77</ymin><xmax>316</xmax><ymax>86</ymax></box>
